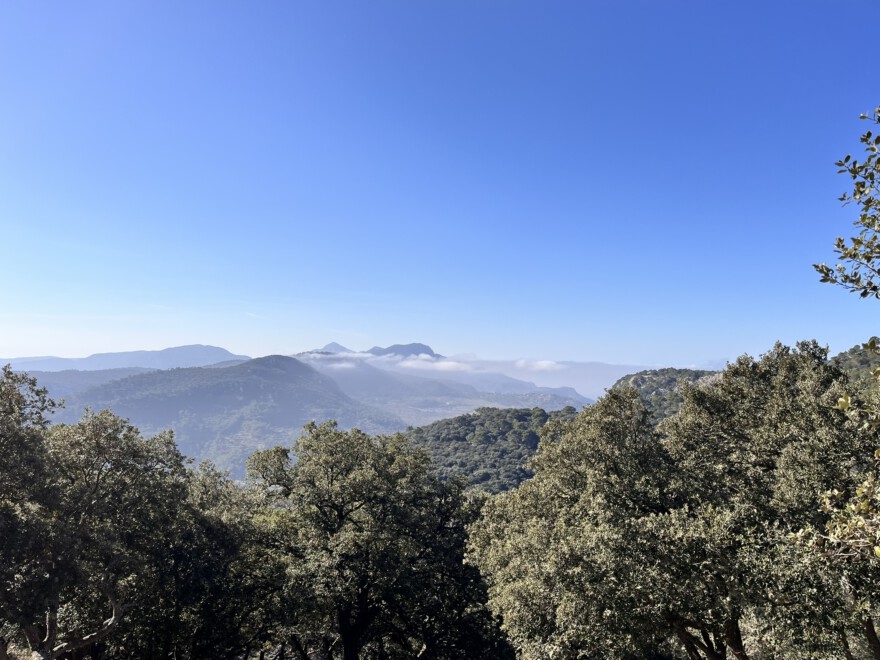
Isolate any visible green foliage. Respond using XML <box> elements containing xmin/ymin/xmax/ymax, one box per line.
<box><xmin>0</xmin><ymin>366</ymin><xmax>278</xmax><ymax>660</ymax></box>
<box><xmin>0</xmin><ymin>367</ymin><xmax>58</xmax><ymax>659</ymax></box>
<box><xmin>469</xmin><ymin>388</ymin><xmax>678</xmax><ymax>658</ymax></box>
<box><xmin>12</xmin><ymin>335</ymin><xmax>880</xmax><ymax>658</ymax></box>
<box><xmin>105</xmin><ymin>461</ymin><xmax>284</xmax><ymax>659</ymax></box>
<box><xmin>0</xmin><ymin>393</ymin><xmax>193</xmax><ymax>658</ymax></box>
<box><xmin>406</xmin><ymin>406</ymin><xmax>578</xmax><ymax>492</ymax></box>
<box><xmin>815</xmin><ymin>106</ymin><xmax>880</xmax><ymax>297</ymax></box>
<box><xmin>471</xmin><ymin>342</ymin><xmax>874</xmax><ymax>659</ymax></box>
<box><xmin>798</xmin><ymin>340</ymin><xmax>880</xmax><ymax>659</ymax></box>
<box><xmin>247</xmin><ymin>421</ymin><xmax>512</xmax><ymax>659</ymax></box>
<box><xmin>3</xmin><ymin>364</ymin><xmax>517</xmax><ymax>659</ymax></box>
<box><xmin>659</xmin><ymin>342</ymin><xmax>872</xmax><ymax>658</ymax></box>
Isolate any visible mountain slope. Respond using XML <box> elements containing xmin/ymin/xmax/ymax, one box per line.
<box><xmin>55</xmin><ymin>356</ymin><xmax>404</xmax><ymax>475</ymax></box>
<box><xmin>25</xmin><ymin>368</ymin><xmax>154</xmax><ymax>399</ymax></box>
<box><xmin>319</xmin><ymin>342</ymin><xmax>354</xmax><ymax>354</ymax></box>
<box><xmin>298</xmin><ymin>352</ymin><xmax>589</xmax><ymax>427</ymax></box>
<box><xmin>406</xmin><ymin>406</ymin><xmax>579</xmax><ymax>492</ymax></box>
<box><xmin>611</xmin><ymin>367</ymin><xmax>716</xmax><ymax>421</ymax></box>
<box><xmin>831</xmin><ymin>338</ymin><xmax>880</xmax><ymax>392</ymax></box>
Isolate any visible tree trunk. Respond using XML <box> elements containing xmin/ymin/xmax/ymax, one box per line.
<box><xmin>724</xmin><ymin>617</ymin><xmax>750</xmax><ymax>660</ymax></box>
<box><xmin>674</xmin><ymin>629</ymin><xmax>706</xmax><ymax>660</ymax></box>
<box><xmin>671</xmin><ymin>622</ymin><xmax>726</xmax><ymax>660</ymax></box>
<box><xmin>23</xmin><ymin>587</ymin><xmax>125</xmax><ymax>660</ymax></box>
<box><xmin>290</xmin><ymin>637</ymin><xmax>315</xmax><ymax>660</ymax></box>
<box><xmin>840</xmin><ymin>628</ymin><xmax>856</xmax><ymax>660</ymax></box>
<box><xmin>338</xmin><ymin>609</ymin><xmax>363</xmax><ymax>660</ymax></box>
<box><xmin>337</xmin><ymin>591</ymin><xmax>375</xmax><ymax>660</ymax></box>
<box><xmin>864</xmin><ymin>618</ymin><xmax>880</xmax><ymax>660</ymax></box>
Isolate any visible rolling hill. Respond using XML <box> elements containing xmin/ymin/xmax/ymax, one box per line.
<box><xmin>53</xmin><ymin>355</ymin><xmax>403</xmax><ymax>475</ymax></box>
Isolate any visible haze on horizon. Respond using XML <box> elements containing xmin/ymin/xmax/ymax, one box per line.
<box><xmin>3</xmin><ymin>1</ymin><xmax>878</xmax><ymax>367</ymax></box>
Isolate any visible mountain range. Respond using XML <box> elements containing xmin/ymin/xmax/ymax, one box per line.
<box><xmin>11</xmin><ymin>340</ymin><xmax>873</xmax><ymax>478</ymax></box>
<box><xmin>3</xmin><ymin>344</ymin><xmax>249</xmax><ymax>372</ymax></box>
<box><xmin>10</xmin><ymin>342</ymin><xmax>608</xmax><ymax>475</ymax></box>
<box><xmin>296</xmin><ymin>350</ymin><xmax>586</xmax><ymax>427</ymax></box>
<box><xmin>49</xmin><ymin>355</ymin><xmax>402</xmax><ymax>473</ymax></box>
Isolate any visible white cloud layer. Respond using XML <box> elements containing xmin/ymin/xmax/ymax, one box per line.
<box><xmin>397</xmin><ymin>358</ymin><xmax>473</xmax><ymax>372</ymax></box>
<box><xmin>514</xmin><ymin>359</ymin><xmax>565</xmax><ymax>372</ymax></box>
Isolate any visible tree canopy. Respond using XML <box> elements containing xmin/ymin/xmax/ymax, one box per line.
<box><xmin>470</xmin><ymin>342</ymin><xmax>878</xmax><ymax>659</ymax></box>
<box><xmin>0</xmin><ymin>367</ymin><xmax>280</xmax><ymax>660</ymax></box>
<box><xmin>246</xmin><ymin>421</ymin><xmax>512</xmax><ymax>659</ymax></box>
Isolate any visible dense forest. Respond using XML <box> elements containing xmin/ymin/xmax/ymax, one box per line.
<box><xmin>406</xmin><ymin>406</ymin><xmax>578</xmax><ymax>493</ymax></box>
<box><xmin>4</xmin><ymin>108</ymin><xmax>880</xmax><ymax>659</ymax></box>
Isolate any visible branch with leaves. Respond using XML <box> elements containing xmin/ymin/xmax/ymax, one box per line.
<box><xmin>815</xmin><ymin>107</ymin><xmax>880</xmax><ymax>297</ymax></box>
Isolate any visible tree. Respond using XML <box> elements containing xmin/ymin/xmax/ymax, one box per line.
<box><xmin>815</xmin><ymin>106</ymin><xmax>880</xmax><ymax>297</ymax></box>
<box><xmin>106</xmin><ymin>461</ymin><xmax>285</xmax><ymax>660</ymax></box>
<box><xmin>659</xmin><ymin>342</ymin><xmax>872</xmax><ymax>658</ymax></box>
<box><xmin>470</xmin><ymin>343</ymin><xmax>872</xmax><ymax>659</ymax></box>
<box><xmin>0</xmin><ymin>367</ymin><xmax>57</xmax><ymax>660</ymax></box>
<box><xmin>469</xmin><ymin>387</ymin><xmax>680</xmax><ymax>659</ymax></box>
<box><xmin>809</xmin><ymin>103</ymin><xmax>880</xmax><ymax>658</ymax></box>
<box><xmin>0</xmin><ymin>367</ymin><xmax>281</xmax><ymax>660</ymax></box>
<box><xmin>0</xmin><ymin>366</ymin><xmax>229</xmax><ymax>660</ymax></box>
<box><xmin>14</xmin><ymin>410</ymin><xmax>191</xmax><ymax>660</ymax></box>
<box><xmin>246</xmin><ymin>421</ymin><xmax>511</xmax><ymax>660</ymax></box>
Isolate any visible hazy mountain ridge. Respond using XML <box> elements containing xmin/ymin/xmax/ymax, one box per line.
<box><xmin>25</xmin><ymin>367</ymin><xmax>155</xmax><ymax>399</ymax></box>
<box><xmin>331</xmin><ymin>344</ymin><xmax>645</xmax><ymax>400</ymax></box>
<box><xmin>53</xmin><ymin>355</ymin><xmax>403</xmax><ymax>475</ymax></box>
<box><xmin>11</xmin><ymin>341</ymin><xmax>875</xmax><ymax>479</ymax></box>
<box><xmin>13</xmin><ymin>344</ymin><xmax>589</xmax><ymax>475</ymax></box>
<box><xmin>297</xmin><ymin>351</ymin><xmax>588</xmax><ymax>427</ymax></box>
<box><xmin>319</xmin><ymin>342</ymin><xmax>354</xmax><ymax>354</ymax></box>
<box><xmin>300</xmin><ymin>342</ymin><xmax>595</xmax><ymax>399</ymax></box>
<box><xmin>366</xmin><ymin>343</ymin><xmax>442</xmax><ymax>358</ymax></box>
<box><xmin>5</xmin><ymin>344</ymin><xmax>249</xmax><ymax>372</ymax></box>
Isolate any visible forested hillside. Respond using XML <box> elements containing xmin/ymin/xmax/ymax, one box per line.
<box><xmin>53</xmin><ymin>355</ymin><xmax>404</xmax><ymax>474</ymax></box>
<box><xmin>831</xmin><ymin>337</ymin><xmax>880</xmax><ymax>390</ymax></box>
<box><xmin>611</xmin><ymin>367</ymin><xmax>716</xmax><ymax>420</ymax></box>
<box><xmin>406</xmin><ymin>406</ymin><xmax>578</xmax><ymax>492</ymax></box>
<box><xmin>18</xmin><ymin>351</ymin><xmax>588</xmax><ymax>476</ymax></box>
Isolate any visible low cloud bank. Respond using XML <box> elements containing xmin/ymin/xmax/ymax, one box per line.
<box><xmin>297</xmin><ymin>348</ymin><xmax>646</xmax><ymax>399</ymax></box>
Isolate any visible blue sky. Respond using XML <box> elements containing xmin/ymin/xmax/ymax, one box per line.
<box><xmin>2</xmin><ymin>1</ymin><xmax>879</xmax><ymax>366</ymax></box>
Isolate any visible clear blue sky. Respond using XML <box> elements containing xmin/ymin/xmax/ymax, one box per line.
<box><xmin>2</xmin><ymin>1</ymin><xmax>878</xmax><ymax>366</ymax></box>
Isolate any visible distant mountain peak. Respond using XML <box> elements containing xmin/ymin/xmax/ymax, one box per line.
<box><xmin>229</xmin><ymin>355</ymin><xmax>325</xmax><ymax>381</ymax></box>
<box><xmin>319</xmin><ymin>342</ymin><xmax>354</xmax><ymax>354</ymax></box>
<box><xmin>367</xmin><ymin>343</ymin><xmax>443</xmax><ymax>359</ymax></box>
<box><xmin>244</xmin><ymin>354</ymin><xmax>310</xmax><ymax>371</ymax></box>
